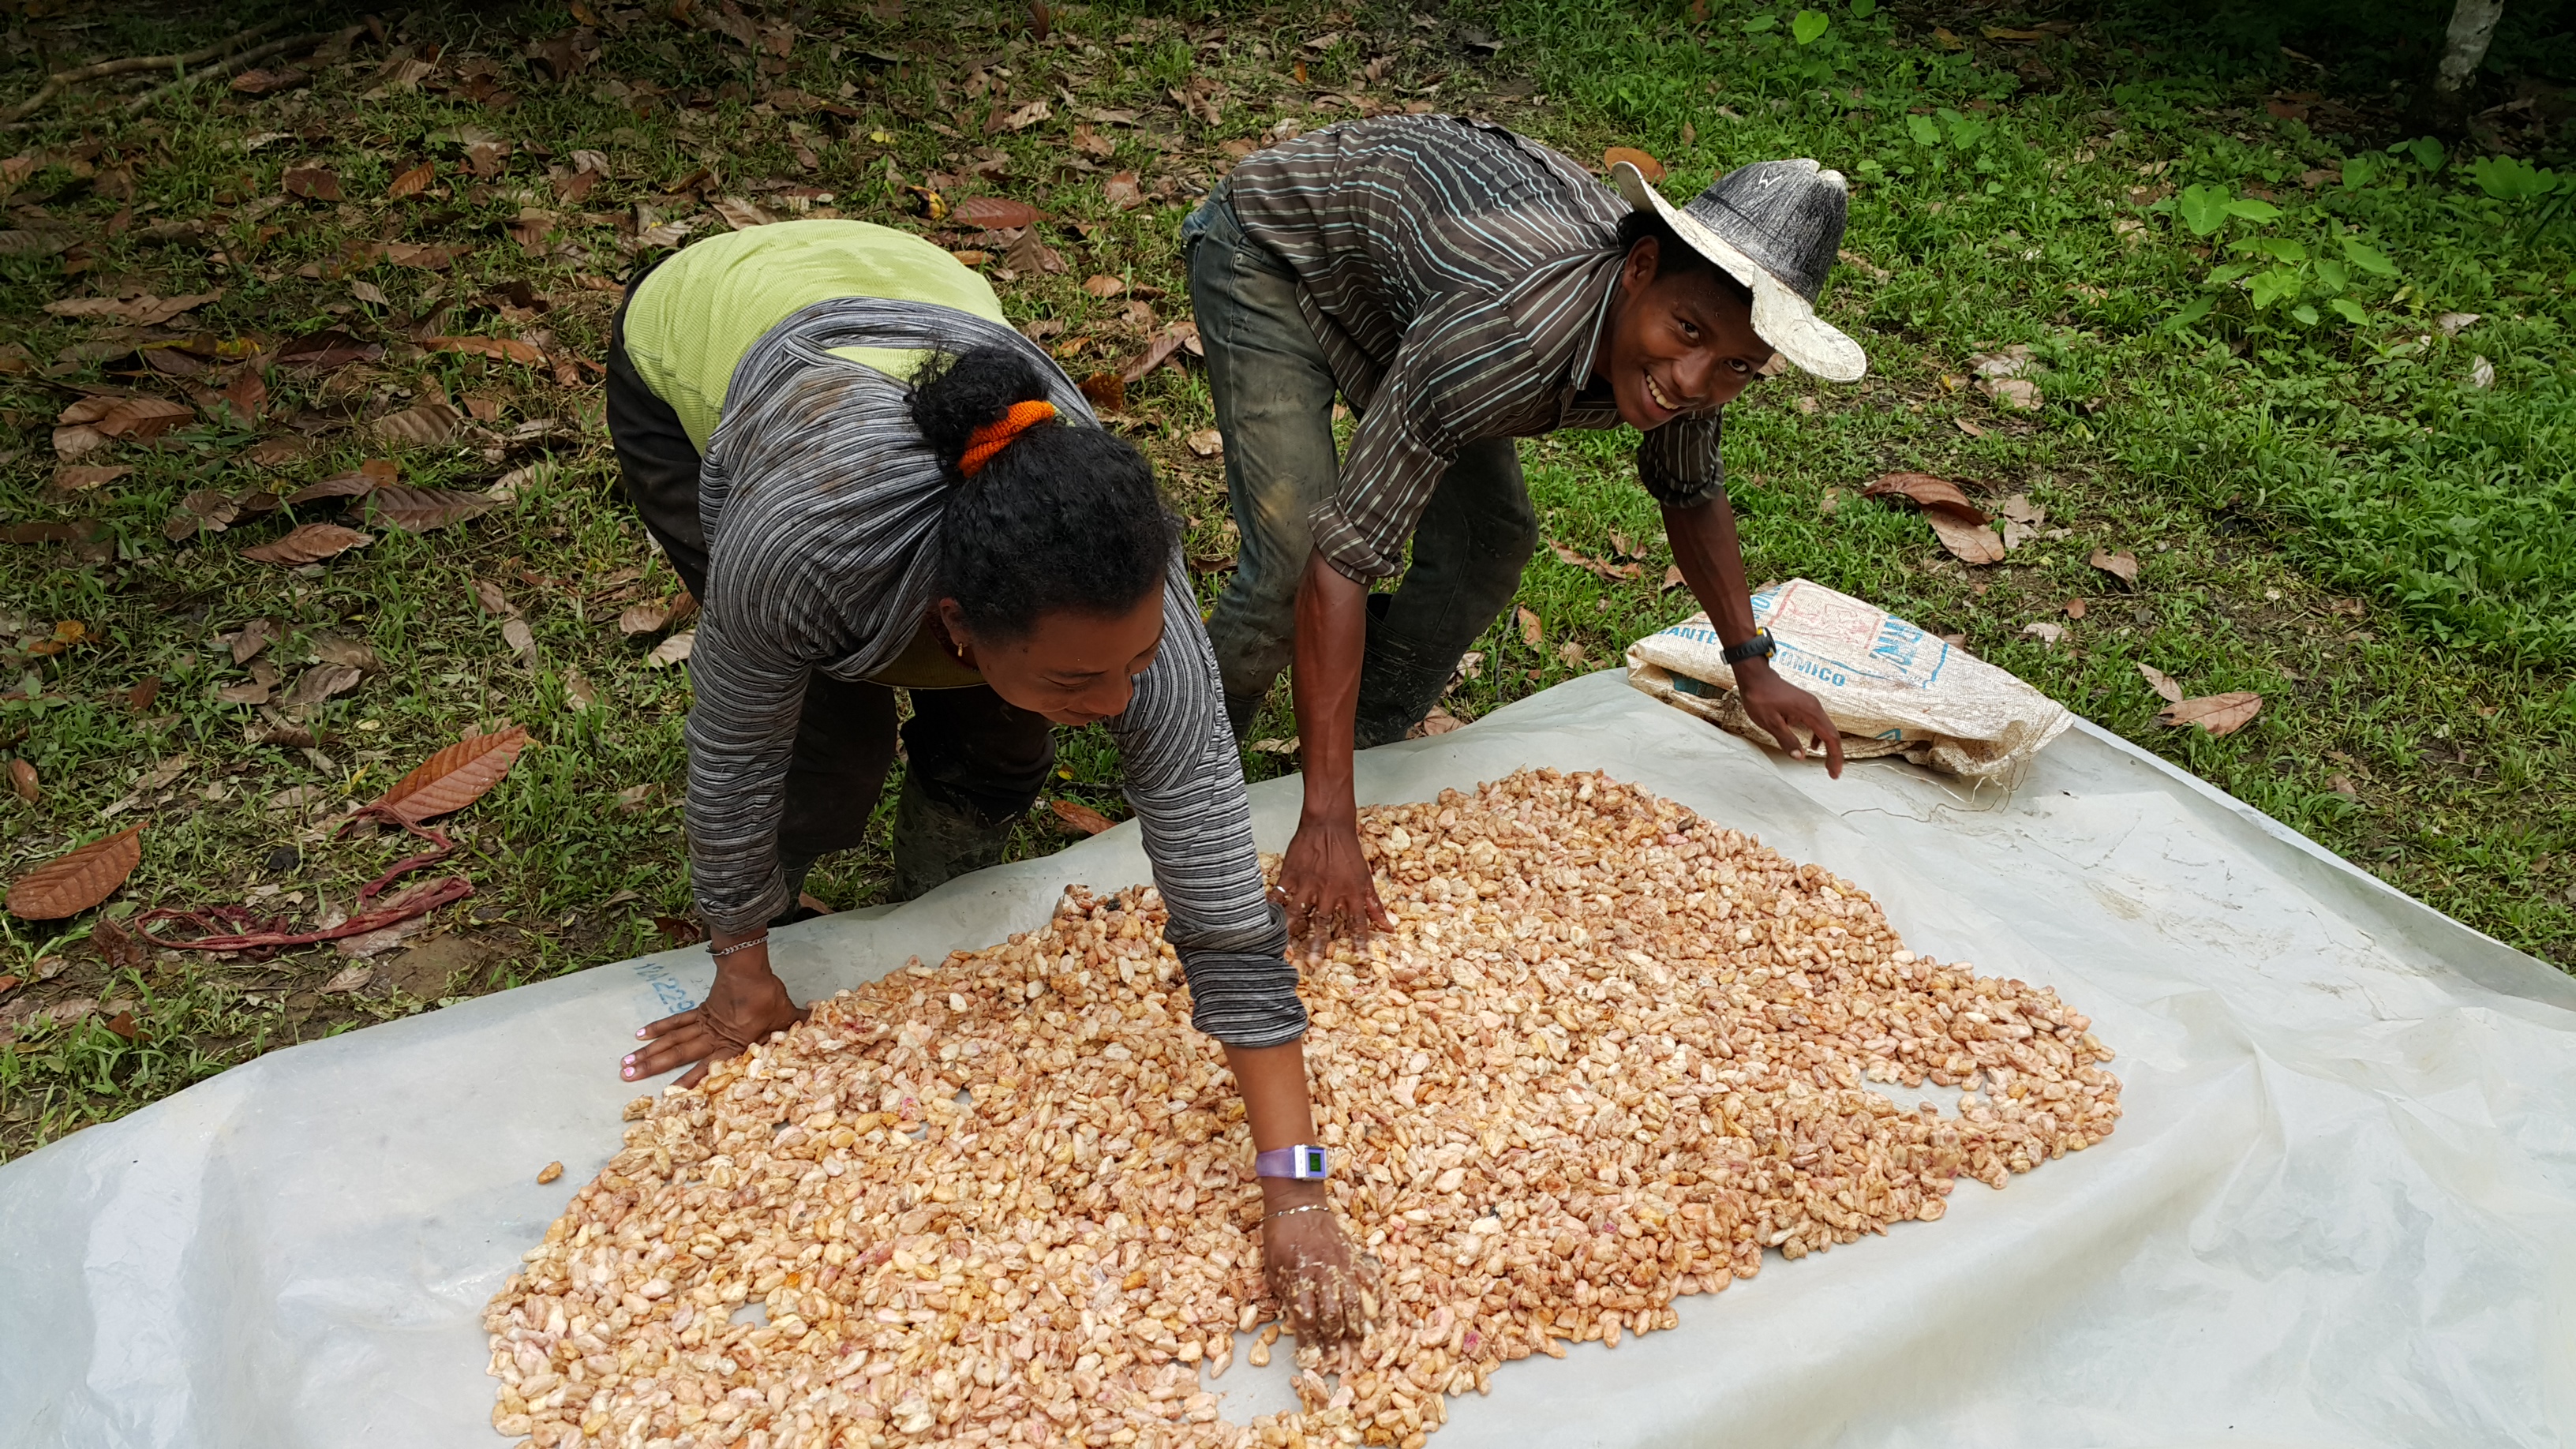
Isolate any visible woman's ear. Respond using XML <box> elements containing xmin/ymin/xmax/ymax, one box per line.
<box><xmin>934</xmin><ymin>597</ymin><xmax>975</xmax><ymax>658</ymax></box>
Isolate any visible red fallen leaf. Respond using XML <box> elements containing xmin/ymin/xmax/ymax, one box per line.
<box><xmin>104</xmin><ymin>1009</ymin><xmax>144</xmax><ymax>1042</ymax></box>
<box><xmin>2157</xmin><ymin>691</ymin><xmax>2263</xmax><ymax>737</ymax></box>
<box><xmin>6</xmin><ymin>824</ymin><xmax>145</xmax><ymax>920</ymax></box>
<box><xmin>128</xmin><ymin>676</ymin><xmax>160</xmax><ymax>713</ymax></box>
<box><xmin>369</xmin><ymin>725</ymin><xmax>532</xmax><ymax>825</ymax></box>
<box><xmin>654</xmin><ymin>915</ymin><xmax>706</xmax><ymax>949</ymax></box>
<box><xmin>424</xmin><ymin>335</ymin><xmax>547</xmax><ymax>366</ymax></box>
<box><xmin>367</xmin><ymin>485</ymin><xmax>498</xmax><ymax>532</ymax></box>
<box><xmin>242</xmin><ymin>522</ymin><xmax>373</xmax><ymax>565</ymax></box>
<box><xmin>0</xmin><ymin>975</ymin><xmax>17</xmax><ymax>996</ymax></box>
<box><xmin>1026</xmin><ymin>0</ymin><xmax>1050</xmax><ymax>42</ymax></box>
<box><xmin>1604</xmin><ymin>146</ymin><xmax>1664</xmax><ymax>182</ymax></box>
<box><xmin>1862</xmin><ymin>471</ymin><xmax>1988</xmax><ymax>523</ymax></box>
<box><xmin>285</xmin><ymin>459</ymin><xmax>399</xmax><ymax>506</ymax></box>
<box><xmin>388</xmin><ymin>161</ymin><xmax>436</xmax><ymax>200</ymax></box>
<box><xmin>9</xmin><ymin>758</ymin><xmax>35</xmax><ymax>801</ymax></box>
<box><xmin>952</xmin><ymin>197</ymin><xmax>1049</xmax><ymax>229</ymax></box>
<box><xmin>283</xmin><ymin>165</ymin><xmax>343</xmax><ymax>201</ymax></box>
<box><xmin>220</xmin><ymin>369</ymin><xmax>267</xmax><ymax>423</ymax></box>
<box><xmin>1077</xmin><ymin>371</ymin><xmax>1126</xmax><ymax>413</ymax></box>
<box><xmin>1050</xmin><ymin>799</ymin><xmax>1115</xmax><ymax>835</ymax></box>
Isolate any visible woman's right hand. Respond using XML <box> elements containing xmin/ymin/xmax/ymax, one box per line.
<box><xmin>1277</xmin><ymin>811</ymin><xmax>1393</xmax><ymax>947</ymax></box>
<box><xmin>623</xmin><ymin>936</ymin><xmax>805</xmax><ymax>1089</ymax></box>
<box><xmin>1263</xmin><ymin>1202</ymin><xmax>1378</xmax><ymax>1344</ymax></box>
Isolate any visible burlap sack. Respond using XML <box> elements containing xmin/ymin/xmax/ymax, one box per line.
<box><xmin>1625</xmin><ymin>578</ymin><xmax>2074</xmax><ymax>781</ymax></box>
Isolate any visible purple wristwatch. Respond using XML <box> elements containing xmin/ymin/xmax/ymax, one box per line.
<box><xmin>1254</xmin><ymin>1145</ymin><xmax>1329</xmax><ymax>1181</ymax></box>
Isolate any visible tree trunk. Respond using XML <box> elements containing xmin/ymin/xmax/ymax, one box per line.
<box><xmin>2434</xmin><ymin>0</ymin><xmax>2506</xmax><ymax>97</ymax></box>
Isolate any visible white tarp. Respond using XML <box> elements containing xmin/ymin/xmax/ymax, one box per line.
<box><xmin>5</xmin><ymin>670</ymin><xmax>2572</xmax><ymax>1447</ymax></box>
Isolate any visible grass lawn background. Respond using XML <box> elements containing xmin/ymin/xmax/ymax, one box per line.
<box><xmin>1</xmin><ymin>0</ymin><xmax>2570</xmax><ymax>1159</ymax></box>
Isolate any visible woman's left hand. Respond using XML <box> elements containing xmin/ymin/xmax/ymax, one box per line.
<box><xmin>1263</xmin><ymin>1202</ymin><xmax>1377</xmax><ymax>1345</ymax></box>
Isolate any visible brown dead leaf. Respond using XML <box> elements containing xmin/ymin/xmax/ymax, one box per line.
<box><xmin>1930</xmin><ymin>513</ymin><xmax>2006</xmax><ymax>566</ymax></box>
<box><xmin>368</xmin><ymin>485</ymin><xmax>499</xmax><ymax>532</ymax></box>
<box><xmin>953</xmin><ymin>197</ymin><xmax>1048</xmax><ymax>230</ymax></box>
<box><xmin>2063</xmin><ymin>598</ymin><xmax>2087</xmax><ymax>619</ymax></box>
<box><xmin>231</xmin><ymin>617</ymin><xmax>282</xmax><ymax>665</ymax></box>
<box><xmin>1185</xmin><ymin>429</ymin><xmax>1223</xmax><ymax>459</ymax></box>
<box><xmin>1001</xmin><ymin>99</ymin><xmax>1052</xmax><ymax>132</ymax></box>
<box><xmin>283</xmin><ymin>165</ymin><xmax>343</xmax><ymax>202</ymax></box>
<box><xmin>1862</xmin><ymin>471</ymin><xmax>1987</xmax><ymax>523</ymax></box>
<box><xmin>474</xmin><ymin>579</ymin><xmax>519</xmax><ymax>617</ymax></box>
<box><xmin>6</xmin><ymin>825</ymin><xmax>144</xmax><ymax>920</ymax></box>
<box><xmin>619</xmin><ymin>601</ymin><xmax>672</xmax><ymax>637</ymax></box>
<box><xmin>218</xmin><ymin>370</ymin><xmax>268</xmax><ymax>424</ymax></box>
<box><xmin>425</xmin><ymin>335</ymin><xmax>546</xmax><ymax>367</ymax></box>
<box><xmin>710</xmin><ymin>196</ymin><xmax>777</xmax><ymax>230</ymax></box>
<box><xmin>1983</xmin><ymin>376</ymin><xmax>2042</xmax><ymax>411</ymax></box>
<box><xmin>94</xmin><ymin>395</ymin><xmax>195</xmax><ymax>441</ymax></box>
<box><xmin>91</xmin><ymin>914</ymin><xmax>148</xmax><ymax>972</ymax></box>
<box><xmin>1604</xmin><ymin>147</ymin><xmax>1664</xmax><ymax>182</ymax></box>
<box><xmin>9</xmin><ymin>759</ymin><xmax>35</xmax><ymax>803</ymax></box>
<box><xmin>1103</xmin><ymin>171</ymin><xmax>1144</xmax><ymax>210</ymax></box>
<box><xmin>242</xmin><ymin>523</ymin><xmax>373</xmax><ymax>566</ymax></box>
<box><xmin>1083</xmin><ymin>274</ymin><xmax>1127</xmax><ymax>299</ymax></box>
<box><xmin>1517</xmin><ymin>605</ymin><xmax>1544</xmax><ymax>650</ymax></box>
<box><xmin>370</xmin><ymin>725</ymin><xmax>533</xmax><ymax>825</ymax></box>
<box><xmin>1004</xmin><ymin>227</ymin><xmax>1066</xmax><ymax>276</ymax></box>
<box><xmin>2158</xmin><ymin>691</ymin><xmax>2262</xmax><ymax>737</ymax></box>
<box><xmin>2089</xmin><ymin>549</ymin><xmax>2140</xmax><ymax>586</ymax></box>
<box><xmin>1411</xmin><ymin>706</ymin><xmax>1466</xmax><ymax>738</ymax></box>
<box><xmin>1661</xmin><ymin>564</ymin><xmax>1687</xmax><ymax>592</ymax></box>
<box><xmin>231</xmin><ymin>66</ymin><xmax>309</xmax><ymax>95</ymax></box>
<box><xmin>373</xmin><ymin>402</ymin><xmax>464</xmax><ymax>446</ymax></box>
<box><xmin>2020</xmin><ymin>621</ymin><xmax>2065</xmax><ymax>646</ymax></box>
<box><xmin>1072</xmin><ymin>125</ymin><xmax>1116</xmax><ymax>159</ymax></box>
<box><xmin>1077</xmin><ymin>371</ymin><xmax>1126</xmax><ymax>413</ymax></box>
<box><xmin>285</xmin><ymin>663</ymin><xmax>364</xmax><ymax>707</ymax></box>
<box><xmin>647</xmin><ymin>631</ymin><xmax>695</xmax><ymax>667</ymax></box>
<box><xmin>285</xmin><ymin>459</ymin><xmax>397</xmax><ymax>507</ymax></box>
<box><xmin>51</xmin><ymin>464</ymin><xmax>131</xmax><ymax>493</ymax></box>
<box><xmin>1121</xmin><ymin>323</ymin><xmax>1198</xmax><ymax>384</ymax></box>
<box><xmin>388</xmin><ymin>161</ymin><xmax>436</xmax><ymax>200</ymax></box>
<box><xmin>2137</xmin><ymin>662</ymin><xmax>2184</xmax><ymax>704</ymax></box>
<box><xmin>502</xmin><ymin>618</ymin><xmax>537</xmax><ymax>660</ymax></box>
<box><xmin>1050</xmin><ymin>799</ymin><xmax>1116</xmax><ymax>836</ymax></box>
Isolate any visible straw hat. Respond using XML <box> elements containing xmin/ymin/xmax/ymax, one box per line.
<box><xmin>1611</xmin><ymin>157</ymin><xmax>1868</xmax><ymax>382</ymax></box>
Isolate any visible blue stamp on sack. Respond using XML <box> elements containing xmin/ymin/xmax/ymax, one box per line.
<box><xmin>631</xmin><ymin>955</ymin><xmax>699</xmax><ymax>1015</ymax></box>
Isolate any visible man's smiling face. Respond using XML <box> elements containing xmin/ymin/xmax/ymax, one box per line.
<box><xmin>1596</xmin><ymin>235</ymin><xmax>1775</xmax><ymax>431</ymax></box>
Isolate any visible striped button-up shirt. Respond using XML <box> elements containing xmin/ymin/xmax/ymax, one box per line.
<box><xmin>685</xmin><ymin>297</ymin><xmax>1301</xmax><ymax>1046</ymax></box>
<box><xmin>1222</xmin><ymin>114</ymin><xmax>1728</xmax><ymax>582</ymax></box>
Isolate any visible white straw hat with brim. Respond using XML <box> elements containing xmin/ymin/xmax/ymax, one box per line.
<box><xmin>1612</xmin><ymin>158</ymin><xmax>1868</xmax><ymax>383</ymax></box>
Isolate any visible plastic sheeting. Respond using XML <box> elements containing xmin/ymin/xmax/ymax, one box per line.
<box><xmin>5</xmin><ymin>670</ymin><xmax>2572</xmax><ymax>1448</ymax></box>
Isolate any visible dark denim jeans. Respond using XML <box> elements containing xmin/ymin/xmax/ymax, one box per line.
<box><xmin>1183</xmin><ymin>189</ymin><xmax>1538</xmax><ymax>747</ymax></box>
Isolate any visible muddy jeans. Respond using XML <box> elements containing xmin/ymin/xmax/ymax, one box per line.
<box><xmin>604</xmin><ymin>268</ymin><xmax>1051</xmax><ymax>912</ymax></box>
<box><xmin>1183</xmin><ymin>188</ymin><xmax>1538</xmax><ymax>747</ymax></box>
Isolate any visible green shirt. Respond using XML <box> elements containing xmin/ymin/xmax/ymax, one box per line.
<box><xmin>620</xmin><ymin>218</ymin><xmax>1006</xmax><ymax>452</ymax></box>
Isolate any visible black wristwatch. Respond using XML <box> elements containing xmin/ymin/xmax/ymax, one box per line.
<box><xmin>1719</xmin><ymin>628</ymin><xmax>1777</xmax><ymax>666</ymax></box>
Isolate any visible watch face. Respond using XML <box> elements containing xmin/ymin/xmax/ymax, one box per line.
<box><xmin>1299</xmin><ymin>1147</ymin><xmax>1326</xmax><ymax>1178</ymax></box>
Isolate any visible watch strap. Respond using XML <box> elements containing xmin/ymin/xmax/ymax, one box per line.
<box><xmin>1719</xmin><ymin>628</ymin><xmax>1777</xmax><ymax>665</ymax></box>
<box><xmin>1253</xmin><ymin>1145</ymin><xmax>1329</xmax><ymax>1181</ymax></box>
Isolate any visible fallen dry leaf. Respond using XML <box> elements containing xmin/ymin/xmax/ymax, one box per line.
<box><xmin>425</xmin><ymin>335</ymin><xmax>546</xmax><ymax>367</ymax></box>
<box><xmin>219</xmin><ymin>370</ymin><xmax>267</xmax><ymax>423</ymax></box>
<box><xmin>1604</xmin><ymin>146</ymin><xmax>1664</xmax><ymax>182</ymax></box>
<box><xmin>9</xmin><ymin>759</ymin><xmax>35</xmax><ymax>803</ymax></box>
<box><xmin>1103</xmin><ymin>171</ymin><xmax>1144</xmax><ymax>210</ymax></box>
<box><xmin>710</xmin><ymin>196</ymin><xmax>777</xmax><ymax>230</ymax></box>
<box><xmin>1050</xmin><ymin>799</ymin><xmax>1116</xmax><ymax>835</ymax></box>
<box><xmin>564</xmin><ymin>668</ymin><xmax>602</xmax><ymax>710</ymax></box>
<box><xmin>388</xmin><ymin>161</ymin><xmax>436</xmax><ymax>200</ymax></box>
<box><xmin>1930</xmin><ymin>513</ymin><xmax>2007</xmax><ymax>566</ymax></box>
<box><xmin>374</xmin><ymin>402</ymin><xmax>465</xmax><ymax>446</ymax></box>
<box><xmin>285</xmin><ymin>663</ymin><xmax>364</xmax><ymax>707</ymax></box>
<box><xmin>2328</xmin><ymin>773</ymin><xmax>2358</xmax><ymax>797</ymax></box>
<box><xmin>1556</xmin><ymin>640</ymin><xmax>1588</xmax><ymax>668</ymax></box>
<box><xmin>1001</xmin><ymin>99</ymin><xmax>1052</xmax><ymax>131</ymax></box>
<box><xmin>2063</xmin><ymin>598</ymin><xmax>2087</xmax><ymax>620</ymax></box>
<box><xmin>619</xmin><ymin>602</ymin><xmax>672</xmax><ymax>637</ymax></box>
<box><xmin>1120</xmin><ymin>322</ymin><xmax>1198</xmax><ymax>384</ymax></box>
<box><xmin>6</xmin><ymin>825</ymin><xmax>144</xmax><ymax>920</ymax></box>
<box><xmin>1863</xmin><ymin>471</ymin><xmax>1987</xmax><ymax>522</ymax></box>
<box><xmin>91</xmin><ymin>915</ymin><xmax>148</xmax><ymax>972</ymax></box>
<box><xmin>1983</xmin><ymin>376</ymin><xmax>2042</xmax><ymax>411</ymax></box>
<box><xmin>322</xmin><ymin>964</ymin><xmax>376</xmax><ymax>994</ymax></box>
<box><xmin>1082</xmin><ymin>274</ymin><xmax>1126</xmax><ymax>299</ymax></box>
<box><xmin>2020</xmin><ymin>621</ymin><xmax>2065</xmax><ymax>645</ymax></box>
<box><xmin>231</xmin><ymin>617</ymin><xmax>282</xmax><ymax>665</ymax></box>
<box><xmin>51</xmin><ymin>464</ymin><xmax>131</xmax><ymax>492</ymax></box>
<box><xmin>242</xmin><ymin>523</ymin><xmax>372</xmax><ymax>566</ymax></box>
<box><xmin>648</xmin><ymin>631</ymin><xmax>695</xmax><ymax>667</ymax></box>
<box><xmin>502</xmin><ymin>617</ymin><xmax>537</xmax><ymax>660</ymax></box>
<box><xmin>953</xmin><ymin>197</ymin><xmax>1048</xmax><ymax>230</ymax></box>
<box><xmin>370</xmin><ymin>725</ymin><xmax>533</xmax><ymax>826</ymax></box>
<box><xmin>1518</xmin><ymin>605</ymin><xmax>1544</xmax><ymax>650</ymax></box>
<box><xmin>1003</xmin><ymin>227</ymin><xmax>1066</xmax><ymax>276</ymax></box>
<box><xmin>310</xmin><ymin>635</ymin><xmax>380</xmax><ymax>671</ymax></box>
<box><xmin>1076</xmin><ymin>371</ymin><xmax>1126</xmax><ymax>413</ymax></box>
<box><xmin>1411</xmin><ymin>705</ymin><xmax>1466</xmax><ymax>738</ymax></box>
<box><xmin>474</xmin><ymin>579</ymin><xmax>519</xmax><ymax>617</ymax></box>
<box><xmin>1184</xmin><ymin>429</ymin><xmax>1222</xmax><ymax>459</ymax></box>
<box><xmin>2157</xmin><ymin>691</ymin><xmax>2262</xmax><ymax>737</ymax></box>
<box><xmin>1662</xmin><ymin>564</ymin><xmax>1687</xmax><ymax>591</ymax></box>
<box><xmin>97</xmin><ymin>395</ymin><xmax>196</xmax><ymax>441</ymax></box>
<box><xmin>285</xmin><ymin>459</ymin><xmax>397</xmax><ymax>507</ymax></box>
<box><xmin>369</xmin><ymin>485</ymin><xmax>499</xmax><ymax>533</ymax></box>
<box><xmin>2089</xmin><ymin>549</ymin><xmax>2140</xmax><ymax>586</ymax></box>
<box><xmin>2137</xmin><ymin>662</ymin><xmax>2184</xmax><ymax>704</ymax></box>
<box><xmin>283</xmin><ymin>165</ymin><xmax>343</xmax><ymax>201</ymax></box>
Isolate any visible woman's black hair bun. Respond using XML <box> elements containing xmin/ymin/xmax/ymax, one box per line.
<box><xmin>911</xmin><ymin>343</ymin><xmax>1052</xmax><ymax>477</ymax></box>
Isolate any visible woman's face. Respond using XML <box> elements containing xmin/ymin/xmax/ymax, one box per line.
<box><xmin>939</xmin><ymin>589</ymin><xmax>1166</xmax><ymax>726</ymax></box>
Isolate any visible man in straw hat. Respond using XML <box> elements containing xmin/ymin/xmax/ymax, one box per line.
<box><xmin>1183</xmin><ymin>114</ymin><xmax>1863</xmax><ymax>936</ymax></box>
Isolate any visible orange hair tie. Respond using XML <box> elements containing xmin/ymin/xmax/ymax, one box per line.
<box><xmin>957</xmin><ymin>399</ymin><xmax>1058</xmax><ymax>478</ymax></box>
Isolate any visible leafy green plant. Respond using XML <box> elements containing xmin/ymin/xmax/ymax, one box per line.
<box><xmin>1792</xmin><ymin>9</ymin><xmax>1831</xmax><ymax>44</ymax></box>
<box><xmin>2166</xmin><ymin>184</ymin><xmax>2400</xmax><ymax>329</ymax></box>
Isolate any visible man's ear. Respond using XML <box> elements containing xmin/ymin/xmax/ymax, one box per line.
<box><xmin>934</xmin><ymin>597</ymin><xmax>974</xmax><ymax>652</ymax></box>
<box><xmin>1620</xmin><ymin>236</ymin><xmax>1661</xmax><ymax>293</ymax></box>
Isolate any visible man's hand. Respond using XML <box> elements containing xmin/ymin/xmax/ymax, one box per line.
<box><xmin>1263</xmin><ymin>1200</ymin><xmax>1378</xmax><ymax>1344</ymax></box>
<box><xmin>623</xmin><ymin>937</ymin><xmax>805</xmax><ymax>1088</ymax></box>
<box><xmin>1278</xmin><ymin>811</ymin><xmax>1394</xmax><ymax>947</ymax></box>
<box><xmin>1736</xmin><ymin>660</ymin><xmax>1845</xmax><ymax>777</ymax></box>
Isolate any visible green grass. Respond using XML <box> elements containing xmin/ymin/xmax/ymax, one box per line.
<box><xmin>2</xmin><ymin>0</ymin><xmax>2570</xmax><ymax>1160</ymax></box>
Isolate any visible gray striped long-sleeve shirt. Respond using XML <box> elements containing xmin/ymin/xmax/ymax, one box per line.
<box><xmin>686</xmin><ymin>297</ymin><xmax>1301</xmax><ymax>1046</ymax></box>
<box><xmin>1222</xmin><ymin>114</ymin><xmax>1729</xmax><ymax>583</ymax></box>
